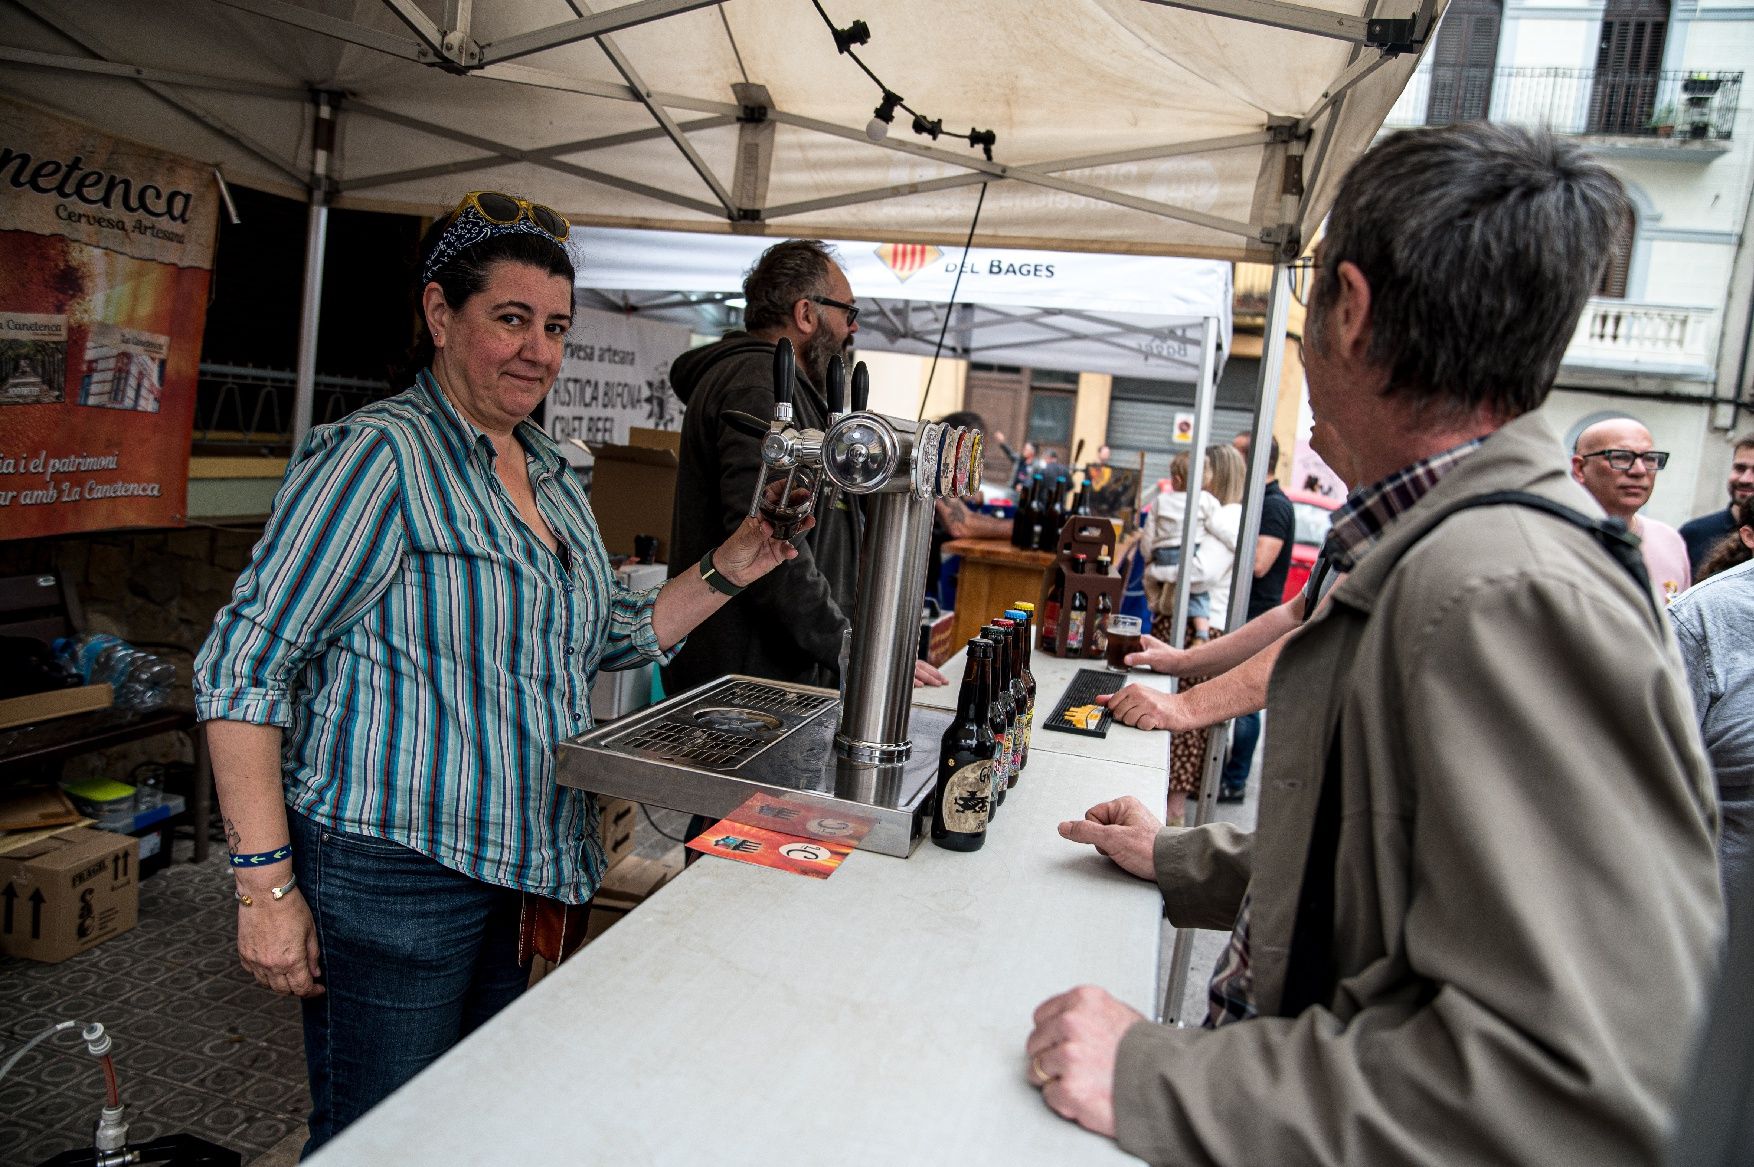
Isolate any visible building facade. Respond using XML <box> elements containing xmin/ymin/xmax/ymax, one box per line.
<box><xmin>1385</xmin><ymin>0</ymin><xmax>1754</xmax><ymax>525</ymax></box>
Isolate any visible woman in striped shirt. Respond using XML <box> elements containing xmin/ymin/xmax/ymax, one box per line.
<box><xmin>195</xmin><ymin>193</ymin><xmax>802</xmax><ymax>1154</ymax></box>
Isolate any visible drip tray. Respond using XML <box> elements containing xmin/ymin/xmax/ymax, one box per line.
<box><xmin>556</xmin><ymin>675</ymin><xmax>948</xmax><ymax>857</ymax></box>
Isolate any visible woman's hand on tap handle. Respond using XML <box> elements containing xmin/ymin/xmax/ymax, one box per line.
<box><xmin>715</xmin><ymin>514</ymin><xmax>813</xmax><ymax>586</ymax></box>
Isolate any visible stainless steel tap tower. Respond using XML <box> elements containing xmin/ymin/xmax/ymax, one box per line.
<box><xmin>555</xmin><ymin>339</ymin><xmax>984</xmax><ymax>856</ymax></box>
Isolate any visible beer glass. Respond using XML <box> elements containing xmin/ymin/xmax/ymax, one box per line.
<box><xmin>1104</xmin><ymin>614</ymin><xmax>1143</xmax><ymax>671</ymax></box>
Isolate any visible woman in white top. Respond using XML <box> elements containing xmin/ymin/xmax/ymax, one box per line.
<box><xmin>1153</xmin><ymin>442</ymin><xmax>1247</xmax><ymax>821</ymax></box>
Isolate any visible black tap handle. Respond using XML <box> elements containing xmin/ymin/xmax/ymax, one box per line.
<box><xmin>773</xmin><ymin>337</ymin><xmax>795</xmax><ymax>407</ymax></box>
<box><xmin>851</xmin><ymin>361</ymin><xmax>870</xmax><ymax>412</ymax></box>
<box><xmin>826</xmin><ymin>356</ymin><xmax>845</xmax><ymax>415</ymax></box>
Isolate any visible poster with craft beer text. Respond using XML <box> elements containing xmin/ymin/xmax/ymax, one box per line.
<box><xmin>0</xmin><ymin>97</ymin><xmax>217</xmax><ymax>539</ymax></box>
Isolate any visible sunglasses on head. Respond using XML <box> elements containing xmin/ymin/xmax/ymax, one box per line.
<box><xmin>454</xmin><ymin>191</ymin><xmax>570</xmax><ymax>241</ymax></box>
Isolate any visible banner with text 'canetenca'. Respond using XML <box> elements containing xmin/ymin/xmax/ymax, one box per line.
<box><xmin>0</xmin><ymin>98</ymin><xmax>217</xmax><ymax>539</ymax></box>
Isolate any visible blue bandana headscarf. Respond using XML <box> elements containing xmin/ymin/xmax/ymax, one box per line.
<box><xmin>420</xmin><ymin>206</ymin><xmax>569</xmax><ymax>288</ymax></box>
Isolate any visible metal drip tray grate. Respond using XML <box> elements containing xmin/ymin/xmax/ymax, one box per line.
<box><xmin>620</xmin><ymin>720</ymin><xmax>771</xmax><ymax>770</ymax></box>
<box><xmin>715</xmin><ymin>680</ymin><xmax>835</xmax><ymax>715</ymax></box>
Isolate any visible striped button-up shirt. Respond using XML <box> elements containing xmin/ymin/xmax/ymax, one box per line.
<box><xmin>195</xmin><ymin>371</ymin><xmax>676</xmax><ymax>902</ymax></box>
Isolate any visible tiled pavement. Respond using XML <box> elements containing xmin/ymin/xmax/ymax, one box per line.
<box><xmin>0</xmin><ymin>836</ymin><xmax>309</xmax><ymax>1166</ymax></box>
<box><xmin>1</xmin><ymin>807</ymin><xmax>691</xmax><ymax>1166</ymax></box>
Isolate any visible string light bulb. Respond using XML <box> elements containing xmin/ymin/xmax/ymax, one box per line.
<box><xmin>811</xmin><ymin>1</ymin><xmax>997</xmax><ymax>160</ymax></box>
<box><xmin>867</xmin><ymin>91</ymin><xmax>903</xmax><ymax>142</ymax></box>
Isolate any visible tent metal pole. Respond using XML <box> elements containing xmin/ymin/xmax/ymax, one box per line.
<box><xmin>293</xmin><ymin>93</ymin><xmax>337</xmax><ymax>448</ymax></box>
<box><xmin>1157</xmin><ymin>314</ymin><xmax>1219</xmax><ymax>1023</ymax></box>
<box><xmin>478</xmin><ymin>0</ymin><xmax>728</xmax><ymax>66</ymax></box>
<box><xmin>1162</xmin><ymin>266</ymin><xmax>1291</xmax><ymax>1025</ymax></box>
<box><xmin>0</xmin><ymin>46</ymin><xmax>308</xmax><ymax>97</ymax></box>
<box><xmin>211</xmin><ymin>0</ymin><xmax>429</xmax><ymax>63</ymax></box>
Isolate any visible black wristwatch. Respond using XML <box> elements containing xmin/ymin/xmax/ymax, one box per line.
<box><xmin>699</xmin><ymin>546</ymin><xmax>746</xmax><ymax>597</ymax></box>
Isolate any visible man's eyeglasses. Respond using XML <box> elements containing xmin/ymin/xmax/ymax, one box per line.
<box><xmin>1579</xmin><ymin>448</ymin><xmax>1670</xmax><ymax>472</ymax></box>
<box><xmin>454</xmin><ymin>191</ymin><xmax>569</xmax><ymax>241</ymax></box>
<box><xmin>808</xmin><ymin>295</ymin><xmax>860</xmax><ymax>325</ymax></box>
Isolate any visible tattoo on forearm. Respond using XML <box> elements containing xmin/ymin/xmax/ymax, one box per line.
<box><xmin>224</xmin><ymin>817</ymin><xmax>242</xmax><ymax>855</ymax></box>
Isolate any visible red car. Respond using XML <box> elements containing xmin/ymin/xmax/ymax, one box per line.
<box><xmin>1281</xmin><ymin>489</ymin><xmax>1342</xmax><ymax>602</ymax></box>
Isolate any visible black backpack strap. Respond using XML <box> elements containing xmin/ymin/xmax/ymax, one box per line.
<box><xmin>1418</xmin><ymin>490</ymin><xmax>1658</xmax><ymax>622</ymax></box>
<box><xmin>1279</xmin><ymin>488</ymin><xmax>1657</xmax><ymax>1018</ymax></box>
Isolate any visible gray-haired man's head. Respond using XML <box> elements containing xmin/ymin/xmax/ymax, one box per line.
<box><xmin>1307</xmin><ymin>123</ymin><xmax>1629</xmax><ymax>422</ymax></box>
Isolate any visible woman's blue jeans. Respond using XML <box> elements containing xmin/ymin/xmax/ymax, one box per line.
<box><xmin>288</xmin><ymin>807</ymin><xmax>526</xmax><ymax>1157</ymax></box>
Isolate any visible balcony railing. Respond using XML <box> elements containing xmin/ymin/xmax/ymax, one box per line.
<box><xmin>195</xmin><ymin>363</ymin><xmax>398</xmax><ymax>450</ymax></box>
<box><xmin>1565</xmin><ymin>300</ymin><xmax>1718</xmax><ymax>372</ymax></box>
<box><xmin>1386</xmin><ymin>68</ymin><xmax>1742</xmax><ymax>140</ymax></box>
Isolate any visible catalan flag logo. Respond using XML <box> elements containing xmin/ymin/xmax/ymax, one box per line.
<box><xmin>874</xmin><ymin>242</ymin><xmax>942</xmax><ymax>282</ymax></box>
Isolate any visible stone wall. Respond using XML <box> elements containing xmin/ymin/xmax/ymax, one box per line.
<box><xmin>1</xmin><ymin>523</ymin><xmax>263</xmax><ymax>781</ymax></box>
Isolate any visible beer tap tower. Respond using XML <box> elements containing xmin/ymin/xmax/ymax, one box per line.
<box><xmin>556</xmin><ymin>339</ymin><xmax>984</xmax><ymax>856</ymax></box>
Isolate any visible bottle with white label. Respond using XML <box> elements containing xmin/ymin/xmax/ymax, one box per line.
<box><xmin>931</xmin><ymin>639</ymin><xmax>996</xmax><ymax>851</ymax></box>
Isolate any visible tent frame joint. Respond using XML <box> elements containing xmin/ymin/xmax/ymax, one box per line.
<box><xmin>1364</xmin><ymin>17</ymin><xmax>1423</xmax><ymax>53</ymax></box>
<box><xmin>738</xmin><ymin>103</ymin><xmax>770</xmax><ymax>124</ymax></box>
<box><xmin>1259</xmin><ymin>224</ymin><xmax>1303</xmax><ymax>262</ymax></box>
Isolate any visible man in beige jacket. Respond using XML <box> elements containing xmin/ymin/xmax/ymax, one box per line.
<box><xmin>1025</xmin><ymin>123</ymin><xmax>1723</xmax><ymax>1165</ymax></box>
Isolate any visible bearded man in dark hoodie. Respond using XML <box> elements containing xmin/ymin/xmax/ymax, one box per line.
<box><xmin>666</xmin><ymin>240</ymin><xmax>942</xmax><ymax>694</ymax></box>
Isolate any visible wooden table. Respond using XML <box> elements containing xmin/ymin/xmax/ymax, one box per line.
<box><xmin>942</xmin><ymin>538</ymin><xmax>1055</xmax><ymax>648</ymax></box>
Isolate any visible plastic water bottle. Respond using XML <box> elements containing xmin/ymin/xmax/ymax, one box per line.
<box><xmin>133</xmin><ymin>763</ymin><xmax>165</xmax><ymax>811</ymax></box>
<box><xmin>52</xmin><ymin>633</ymin><xmax>174</xmax><ymax>712</ymax></box>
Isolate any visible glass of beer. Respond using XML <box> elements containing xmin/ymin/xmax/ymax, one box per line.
<box><xmin>1104</xmin><ymin>614</ymin><xmax>1143</xmax><ymax>671</ymax></box>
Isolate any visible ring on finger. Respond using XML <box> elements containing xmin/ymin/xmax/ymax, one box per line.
<box><xmin>1030</xmin><ymin>1055</ymin><xmax>1055</xmax><ymax>1086</ymax></box>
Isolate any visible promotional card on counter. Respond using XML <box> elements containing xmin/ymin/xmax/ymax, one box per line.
<box><xmin>685</xmin><ymin>793</ymin><xmax>875</xmax><ymax>879</ymax></box>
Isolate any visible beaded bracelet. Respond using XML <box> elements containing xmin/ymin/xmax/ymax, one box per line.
<box><xmin>229</xmin><ymin>844</ymin><xmax>292</xmax><ymax>868</ymax></box>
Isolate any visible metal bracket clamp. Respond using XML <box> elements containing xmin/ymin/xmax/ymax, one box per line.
<box><xmin>1365</xmin><ymin>17</ymin><xmax>1421</xmax><ymax>53</ymax></box>
<box><xmin>833</xmin><ymin>734</ymin><xmax>913</xmax><ymax>765</ymax></box>
<box><xmin>1259</xmin><ymin>224</ymin><xmax>1303</xmax><ymax>263</ymax></box>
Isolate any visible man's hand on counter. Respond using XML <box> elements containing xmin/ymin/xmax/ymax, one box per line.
<box><xmin>912</xmin><ymin>659</ymin><xmax>947</xmax><ymax>687</ymax></box>
<box><xmin>1057</xmin><ymin>796</ymin><xmax>1160</xmax><ymax>881</ymax></box>
<box><xmin>1096</xmin><ymin>684</ymin><xmax>1191</xmax><ymax>732</ymax></box>
<box><xmin>1123</xmin><ymin>632</ymin><xmax>1192</xmax><ymax>676</ymax></box>
<box><xmin>1026</xmin><ymin>985</ymin><xmax>1143</xmax><ymax>1138</ymax></box>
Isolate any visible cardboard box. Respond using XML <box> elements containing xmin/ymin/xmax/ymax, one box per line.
<box><xmin>597</xmin><ymin>796</ymin><xmax>637</xmax><ymax>866</ymax></box>
<box><xmin>586</xmin><ymin>853</ymin><xmax>681</xmax><ymax>942</ymax></box>
<box><xmin>0</xmin><ymin>682</ymin><xmax>113</xmax><ymax>731</ymax></box>
<box><xmin>587</xmin><ymin>428</ymin><xmax>680</xmax><ymax>562</ymax></box>
<box><xmin>0</xmin><ymin>827</ymin><xmax>138</xmax><ymax>962</ymax></box>
<box><xmin>920</xmin><ymin>607</ymin><xmax>957</xmax><ymax>667</ymax></box>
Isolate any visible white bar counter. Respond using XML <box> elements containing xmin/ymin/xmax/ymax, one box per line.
<box><xmin>311</xmin><ymin>654</ymin><xmax>1173</xmax><ymax>1165</ymax></box>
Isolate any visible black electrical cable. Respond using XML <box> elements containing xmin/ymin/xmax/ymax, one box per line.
<box><xmin>809</xmin><ymin>0</ymin><xmax>995</xmax><ymax>158</ymax></box>
<box><xmin>920</xmin><ymin>181</ymin><xmax>989</xmax><ymax>419</ymax></box>
<box><xmin>641</xmin><ymin>801</ymin><xmax>686</xmax><ymax>843</ymax></box>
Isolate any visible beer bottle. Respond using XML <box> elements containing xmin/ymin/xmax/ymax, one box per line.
<box><xmin>1094</xmin><ymin>590</ymin><xmax>1113</xmax><ymax>660</ymax></box>
<box><xmin>1073</xmin><ymin>473</ymin><xmax>1095</xmax><ymax>517</ymax></box>
<box><xmin>1009</xmin><ymin>477</ymin><xmax>1034</xmax><ymax>548</ymax></box>
<box><xmin>1006</xmin><ymin>604</ymin><xmax>1038</xmax><ymax>769</ymax></box>
<box><xmin>1024</xmin><ymin>473</ymin><xmax>1048</xmax><ymax>551</ymax></box>
<box><xmin>931</xmin><ymin>639</ymin><xmax>995</xmax><ymax>851</ymax></box>
<box><xmin>1066</xmin><ymin>554</ymin><xmax>1089</xmax><ymax>656</ymax></box>
<box><xmin>994</xmin><ymin>616</ymin><xmax>1029</xmax><ymax>783</ymax></box>
<box><xmin>980</xmin><ymin>625</ymin><xmax>1016</xmax><ymax>809</ymax></box>
<box><xmin>1041</xmin><ymin>568</ymin><xmax>1064</xmax><ymax>653</ymax></box>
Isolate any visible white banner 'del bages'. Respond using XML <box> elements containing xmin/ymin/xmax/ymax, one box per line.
<box><xmin>546</xmin><ymin>308</ymin><xmax>690</xmax><ymax>467</ymax></box>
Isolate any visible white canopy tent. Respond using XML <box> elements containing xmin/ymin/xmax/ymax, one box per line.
<box><xmin>0</xmin><ymin>0</ymin><xmax>1443</xmax><ymax>431</ymax></box>
<box><xmin>0</xmin><ymin>0</ymin><xmax>1444</xmax><ymax>1017</ymax></box>
<box><xmin>576</xmin><ymin>227</ymin><xmax>1234</xmax><ymax>381</ymax></box>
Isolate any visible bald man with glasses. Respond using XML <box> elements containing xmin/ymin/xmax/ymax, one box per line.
<box><xmin>1571</xmin><ymin>416</ymin><xmax>1692</xmax><ymax>602</ymax></box>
